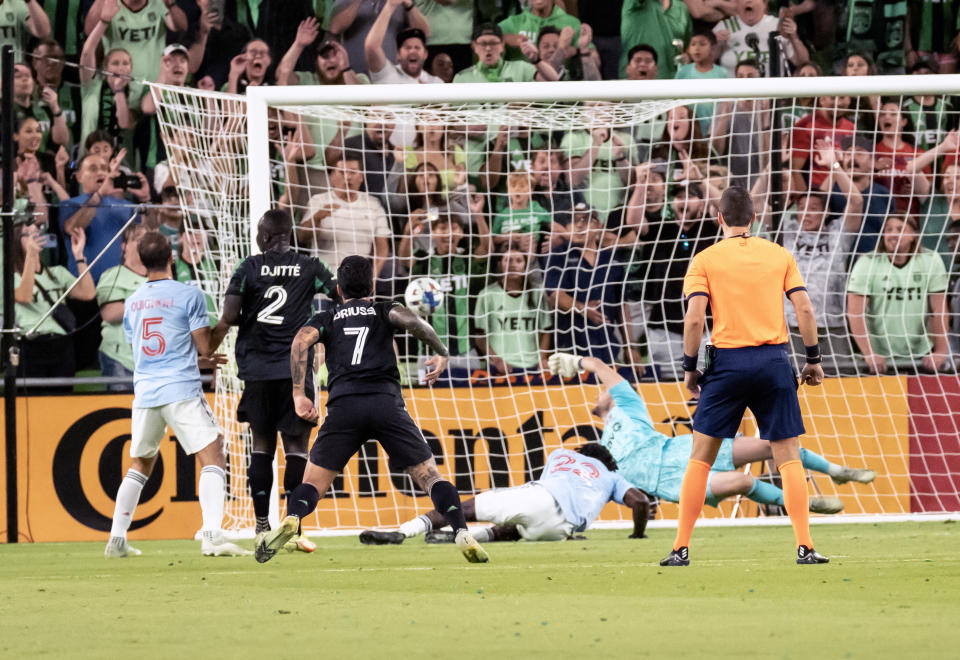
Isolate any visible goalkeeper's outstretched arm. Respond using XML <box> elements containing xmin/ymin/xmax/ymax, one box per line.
<box><xmin>623</xmin><ymin>488</ymin><xmax>651</xmax><ymax>539</ymax></box>
<box><xmin>550</xmin><ymin>353</ymin><xmax>626</xmax><ymax>390</ymax></box>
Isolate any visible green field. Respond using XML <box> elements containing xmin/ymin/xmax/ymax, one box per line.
<box><xmin>2</xmin><ymin>522</ymin><xmax>958</xmax><ymax>658</ymax></box>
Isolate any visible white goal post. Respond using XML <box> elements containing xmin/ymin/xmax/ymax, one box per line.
<box><xmin>152</xmin><ymin>73</ymin><xmax>960</xmax><ymax>535</ymax></box>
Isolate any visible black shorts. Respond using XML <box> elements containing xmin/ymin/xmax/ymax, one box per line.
<box><xmin>309</xmin><ymin>392</ymin><xmax>434</xmax><ymax>472</ymax></box>
<box><xmin>238</xmin><ymin>378</ymin><xmax>316</xmax><ymax>437</ymax></box>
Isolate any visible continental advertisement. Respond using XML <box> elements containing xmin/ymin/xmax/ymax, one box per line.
<box><xmin>2</xmin><ymin>374</ymin><xmax>949</xmax><ymax>543</ymax></box>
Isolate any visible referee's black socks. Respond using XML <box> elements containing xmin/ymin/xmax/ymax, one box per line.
<box><xmin>429</xmin><ymin>481</ymin><xmax>468</xmax><ymax>532</ymax></box>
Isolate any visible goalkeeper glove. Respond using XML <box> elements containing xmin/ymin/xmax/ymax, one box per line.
<box><xmin>548</xmin><ymin>352</ymin><xmax>582</xmax><ymax>379</ymax></box>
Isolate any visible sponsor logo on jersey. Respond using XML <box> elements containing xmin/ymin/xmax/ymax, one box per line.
<box><xmin>333</xmin><ymin>306</ymin><xmax>375</xmax><ymax>321</ymax></box>
<box><xmin>260</xmin><ymin>264</ymin><xmax>302</xmax><ymax>277</ymax></box>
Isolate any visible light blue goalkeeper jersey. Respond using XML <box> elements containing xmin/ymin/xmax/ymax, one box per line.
<box><xmin>599</xmin><ymin>381</ymin><xmax>672</xmax><ymax>496</ymax></box>
<box><xmin>537</xmin><ymin>448</ymin><xmax>633</xmax><ymax>532</ymax></box>
<box><xmin>124</xmin><ymin>278</ymin><xmax>209</xmax><ymax>408</ymax></box>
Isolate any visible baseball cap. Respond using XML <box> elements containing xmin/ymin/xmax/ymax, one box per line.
<box><xmin>472</xmin><ymin>23</ymin><xmax>503</xmax><ymax>41</ymax></box>
<box><xmin>397</xmin><ymin>27</ymin><xmax>427</xmax><ymax>50</ymax></box>
<box><xmin>163</xmin><ymin>43</ymin><xmax>189</xmax><ymax>58</ymax></box>
<box><xmin>572</xmin><ymin>202</ymin><xmax>598</xmax><ymax>218</ymax></box>
<box><xmin>318</xmin><ymin>40</ymin><xmax>339</xmax><ymax>57</ymax></box>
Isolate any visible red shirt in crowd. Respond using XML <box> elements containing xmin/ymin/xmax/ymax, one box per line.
<box><xmin>874</xmin><ymin>141</ymin><xmax>930</xmax><ymax>213</ymax></box>
<box><xmin>791</xmin><ymin>112</ymin><xmax>856</xmax><ymax>187</ymax></box>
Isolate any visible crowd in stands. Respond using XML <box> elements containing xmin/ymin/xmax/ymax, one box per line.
<box><xmin>2</xmin><ymin>0</ymin><xmax>960</xmax><ymax>387</ymax></box>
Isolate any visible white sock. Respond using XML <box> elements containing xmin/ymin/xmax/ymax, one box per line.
<box><xmin>472</xmin><ymin>527</ymin><xmax>493</xmax><ymax>543</ymax></box>
<box><xmin>398</xmin><ymin>514</ymin><xmax>432</xmax><ymax>538</ymax></box>
<box><xmin>199</xmin><ymin>465</ymin><xmax>226</xmax><ymax>535</ymax></box>
<box><xmin>110</xmin><ymin>469</ymin><xmax>148</xmax><ymax>538</ymax></box>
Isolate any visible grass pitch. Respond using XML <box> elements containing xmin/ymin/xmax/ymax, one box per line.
<box><xmin>2</xmin><ymin>522</ymin><xmax>958</xmax><ymax>659</ymax></box>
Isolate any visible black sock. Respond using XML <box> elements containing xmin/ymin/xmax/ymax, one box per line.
<box><xmin>286</xmin><ymin>483</ymin><xmax>320</xmax><ymax>521</ymax></box>
<box><xmin>248</xmin><ymin>452</ymin><xmax>273</xmax><ymax>521</ymax></box>
<box><xmin>429</xmin><ymin>480</ymin><xmax>467</xmax><ymax>533</ymax></box>
<box><xmin>283</xmin><ymin>455</ymin><xmax>307</xmax><ymax>500</ymax></box>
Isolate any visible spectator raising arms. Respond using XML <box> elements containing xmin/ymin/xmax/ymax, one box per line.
<box><xmin>847</xmin><ymin>215</ymin><xmax>952</xmax><ymax>374</ymax></box>
<box><xmin>330</xmin><ymin>0</ymin><xmax>431</xmax><ymax>75</ymax></box>
<box><xmin>0</xmin><ymin>0</ymin><xmax>50</xmax><ymax>54</ymax></box>
<box><xmin>620</xmin><ymin>0</ymin><xmax>690</xmax><ymax>79</ymax></box>
<box><xmin>89</xmin><ymin>0</ymin><xmax>188</xmax><ymax>82</ymax></box>
<box><xmin>366</xmin><ymin>0</ymin><xmax>442</xmax><ymax>84</ymax></box>
<box><xmin>14</xmin><ymin>221</ymin><xmax>95</xmax><ymax>382</ymax></box>
<box><xmin>454</xmin><ymin>23</ymin><xmax>558</xmax><ymax>82</ymax></box>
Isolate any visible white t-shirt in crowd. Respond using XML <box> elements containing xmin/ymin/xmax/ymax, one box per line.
<box><xmin>302</xmin><ymin>191</ymin><xmax>391</xmax><ymax>269</ymax></box>
<box><xmin>714</xmin><ymin>14</ymin><xmax>794</xmax><ymax>77</ymax></box>
<box><xmin>370</xmin><ymin>62</ymin><xmax>443</xmax><ymax>84</ymax></box>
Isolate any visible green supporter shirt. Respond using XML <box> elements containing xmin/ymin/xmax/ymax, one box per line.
<box><xmin>96</xmin><ymin>264</ymin><xmax>146</xmax><ymax>371</ymax></box>
<box><xmin>14</xmin><ymin>265</ymin><xmax>76</xmax><ymax>337</ymax></box>
<box><xmin>492</xmin><ymin>199</ymin><xmax>551</xmax><ymax>235</ymax></box>
<box><xmin>43</xmin><ymin>0</ymin><xmax>83</xmax><ymax>55</ymax></box>
<box><xmin>675</xmin><ymin>63</ymin><xmax>728</xmax><ymax>134</ymax></box>
<box><xmin>498</xmin><ymin>7</ymin><xmax>581</xmax><ymax>61</ymax></box>
<box><xmin>0</xmin><ymin>0</ymin><xmax>32</xmax><ymax>54</ymax></box>
<box><xmin>846</xmin><ymin>248</ymin><xmax>949</xmax><ymax>359</ymax></box>
<box><xmin>453</xmin><ymin>58</ymin><xmax>537</xmax><ymax>83</ymax></box>
<box><xmin>80</xmin><ymin>78</ymin><xmax>144</xmax><ymax>157</ymax></box>
<box><xmin>620</xmin><ymin>0</ymin><xmax>691</xmax><ymax>79</ymax></box>
<box><xmin>102</xmin><ymin>0</ymin><xmax>168</xmax><ymax>82</ymax></box>
<box><xmin>474</xmin><ymin>282</ymin><xmax>551</xmax><ymax>368</ymax></box>
<box><xmin>917</xmin><ymin>195</ymin><xmax>958</xmax><ymax>272</ymax></box>
<box><xmin>414</xmin><ymin>0</ymin><xmax>473</xmax><ymax>46</ymax></box>
<box><xmin>411</xmin><ymin>249</ymin><xmax>485</xmax><ymax>356</ymax></box>
<box><xmin>559</xmin><ymin>130</ymin><xmax>635</xmax><ymax>219</ymax></box>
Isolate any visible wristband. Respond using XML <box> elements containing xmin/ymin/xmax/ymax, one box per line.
<box><xmin>804</xmin><ymin>344</ymin><xmax>822</xmax><ymax>365</ymax></box>
<box><xmin>577</xmin><ymin>357</ymin><xmax>584</xmax><ymax>371</ymax></box>
<box><xmin>682</xmin><ymin>354</ymin><xmax>698</xmax><ymax>373</ymax></box>
<box><xmin>76</xmin><ymin>258</ymin><xmax>87</xmax><ymax>263</ymax></box>
<box><xmin>52</xmin><ymin>109</ymin><xmax>63</xmax><ymax>117</ymax></box>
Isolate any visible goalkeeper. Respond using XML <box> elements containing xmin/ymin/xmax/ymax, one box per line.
<box><xmin>549</xmin><ymin>353</ymin><xmax>876</xmax><ymax>513</ymax></box>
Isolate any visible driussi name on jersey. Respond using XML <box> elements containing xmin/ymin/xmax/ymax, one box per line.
<box><xmin>260</xmin><ymin>264</ymin><xmax>302</xmax><ymax>277</ymax></box>
<box><xmin>333</xmin><ymin>306</ymin><xmax>375</xmax><ymax>321</ymax></box>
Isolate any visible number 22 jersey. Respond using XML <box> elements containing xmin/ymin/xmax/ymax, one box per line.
<box><xmin>124</xmin><ymin>279</ymin><xmax>209</xmax><ymax>408</ymax></box>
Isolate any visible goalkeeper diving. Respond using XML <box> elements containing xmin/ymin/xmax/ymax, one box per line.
<box><xmin>362</xmin><ymin>353</ymin><xmax>876</xmax><ymax>545</ymax></box>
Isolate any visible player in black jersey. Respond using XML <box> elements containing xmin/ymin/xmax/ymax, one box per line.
<box><xmin>210</xmin><ymin>209</ymin><xmax>336</xmax><ymax>552</ymax></box>
<box><xmin>254</xmin><ymin>255</ymin><xmax>489</xmax><ymax>565</ymax></box>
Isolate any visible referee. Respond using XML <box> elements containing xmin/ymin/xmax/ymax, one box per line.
<box><xmin>661</xmin><ymin>187</ymin><xmax>828</xmax><ymax>567</ymax></box>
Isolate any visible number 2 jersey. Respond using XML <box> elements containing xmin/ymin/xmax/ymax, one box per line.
<box><xmin>226</xmin><ymin>251</ymin><xmax>336</xmax><ymax>381</ymax></box>
<box><xmin>304</xmin><ymin>300</ymin><xmax>403</xmax><ymax>404</ymax></box>
<box><xmin>537</xmin><ymin>448</ymin><xmax>633</xmax><ymax>532</ymax></box>
<box><xmin>124</xmin><ymin>279</ymin><xmax>209</xmax><ymax>408</ymax></box>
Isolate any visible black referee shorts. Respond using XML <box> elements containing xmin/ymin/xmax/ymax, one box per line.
<box><xmin>693</xmin><ymin>344</ymin><xmax>805</xmax><ymax>441</ymax></box>
<box><xmin>238</xmin><ymin>378</ymin><xmax>317</xmax><ymax>437</ymax></box>
<box><xmin>309</xmin><ymin>392</ymin><xmax>434</xmax><ymax>472</ymax></box>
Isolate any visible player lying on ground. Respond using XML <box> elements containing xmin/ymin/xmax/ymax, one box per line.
<box><xmin>360</xmin><ymin>443</ymin><xmax>651</xmax><ymax>545</ymax></box>
<box><xmin>254</xmin><ymin>255</ymin><xmax>488</xmax><ymax>564</ymax></box>
<box><xmin>210</xmin><ymin>209</ymin><xmax>337</xmax><ymax>554</ymax></box>
<box><xmin>106</xmin><ymin>232</ymin><xmax>249</xmax><ymax>558</ymax></box>
<box><xmin>549</xmin><ymin>353</ymin><xmax>876</xmax><ymax>511</ymax></box>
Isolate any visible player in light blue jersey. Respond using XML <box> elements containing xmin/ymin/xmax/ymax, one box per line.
<box><xmin>361</xmin><ymin>443</ymin><xmax>651</xmax><ymax>545</ymax></box>
<box><xmin>548</xmin><ymin>353</ymin><xmax>876</xmax><ymax>512</ymax></box>
<box><xmin>105</xmin><ymin>232</ymin><xmax>249</xmax><ymax>559</ymax></box>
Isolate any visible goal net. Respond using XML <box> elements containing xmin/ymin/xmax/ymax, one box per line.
<box><xmin>151</xmin><ymin>75</ymin><xmax>960</xmax><ymax>533</ymax></box>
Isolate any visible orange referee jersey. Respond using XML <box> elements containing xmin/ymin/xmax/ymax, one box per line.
<box><xmin>682</xmin><ymin>235</ymin><xmax>806</xmax><ymax>349</ymax></box>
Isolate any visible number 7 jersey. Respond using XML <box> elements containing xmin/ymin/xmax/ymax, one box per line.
<box><xmin>124</xmin><ymin>279</ymin><xmax>210</xmax><ymax>408</ymax></box>
<box><xmin>227</xmin><ymin>251</ymin><xmax>336</xmax><ymax>381</ymax></box>
<box><xmin>304</xmin><ymin>300</ymin><xmax>403</xmax><ymax>404</ymax></box>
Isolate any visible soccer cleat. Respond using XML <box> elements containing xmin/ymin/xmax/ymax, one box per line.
<box><xmin>454</xmin><ymin>529</ymin><xmax>489</xmax><ymax>564</ymax></box>
<box><xmin>809</xmin><ymin>496</ymin><xmax>844</xmax><ymax>514</ymax></box>
<box><xmin>830</xmin><ymin>467</ymin><xmax>877</xmax><ymax>485</ymax></box>
<box><xmin>359</xmin><ymin>530</ymin><xmax>406</xmax><ymax>545</ymax></box>
<box><xmin>254</xmin><ymin>515</ymin><xmax>300</xmax><ymax>564</ymax></box>
<box><xmin>104</xmin><ymin>536</ymin><xmax>141</xmax><ymax>558</ymax></box>
<box><xmin>424</xmin><ymin>530</ymin><xmax>456</xmax><ymax>544</ymax></box>
<box><xmin>797</xmin><ymin>545</ymin><xmax>829</xmax><ymax>564</ymax></box>
<box><xmin>659</xmin><ymin>547</ymin><xmax>689</xmax><ymax>567</ymax></box>
<box><xmin>202</xmin><ymin>539</ymin><xmax>252</xmax><ymax>557</ymax></box>
<box><xmin>283</xmin><ymin>534</ymin><xmax>317</xmax><ymax>553</ymax></box>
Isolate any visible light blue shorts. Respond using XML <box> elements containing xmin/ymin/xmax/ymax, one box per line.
<box><xmin>654</xmin><ymin>437</ymin><xmax>736</xmax><ymax>506</ymax></box>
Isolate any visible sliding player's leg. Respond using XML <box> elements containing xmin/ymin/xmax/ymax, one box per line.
<box><xmin>730</xmin><ymin>435</ymin><xmax>877</xmax><ymax>484</ymax></box>
<box><xmin>361</xmin><ymin>497</ymin><xmax>478</xmax><ymax>545</ymax></box>
<box><xmin>279</xmin><ymin>431</ymin><xmax>315</xmax><ymax>553</ymax></box>
<box><xmin>106</xmin><ymin>406</ymin><xmax>166</xmax><ymax>558</ymax></box>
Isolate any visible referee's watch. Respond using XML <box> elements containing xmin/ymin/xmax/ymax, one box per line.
<box><xmin>682</xmin><ymin>354</ymin><xmax>698</xmax><ymax>372</ymax></box>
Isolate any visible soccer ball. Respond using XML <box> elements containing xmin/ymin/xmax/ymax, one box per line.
<box><xmin>404</xmin><ymin>277</ymin><xmax>444</xmax><ymax>317</ymax></box>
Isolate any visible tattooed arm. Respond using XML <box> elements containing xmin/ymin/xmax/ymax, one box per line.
<box><xmin>388</xmin><ymin>305</ymin><xmax>449</xmax><ymax>385</ymax></box>
<box><xmin>291</xmin><ymin>325</ymin><xmax>320</xmax><ymax>421</ymax></box>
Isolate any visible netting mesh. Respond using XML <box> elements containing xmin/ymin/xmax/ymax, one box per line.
<box><xmin>152</xmin><ymin>82</ymin><xmax>960</xmax><ymax>533</ymax></box>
